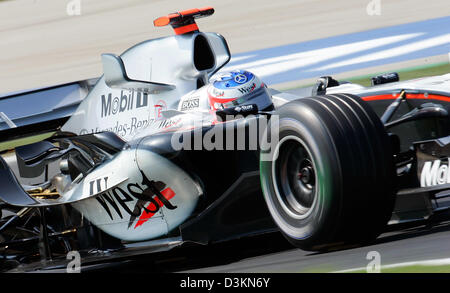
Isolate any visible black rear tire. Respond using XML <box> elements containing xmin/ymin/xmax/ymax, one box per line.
<box><xmin>260</xmin><ymin>93</ymin><xmax>396</xmax><ymax>251</ymax></box>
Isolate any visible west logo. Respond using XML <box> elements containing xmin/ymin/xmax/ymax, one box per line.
<box><xmin>95</xmin><ymin>170</ymin><xmax>177</xmax><ymax>229</ymax></box>
<box><xmin>101</xmin><ymin>90</ymin><xmax>148</xmax><ymax>118</ymax></box>
<box><xmin>238</xmin><ymin>83</ymin><xmax>256</xmax><ymax>94</ymax></box>
<box><xmin>420</xmin><ymin>159</ymin><xmax>450</xmax><ymax>187</ymax></box>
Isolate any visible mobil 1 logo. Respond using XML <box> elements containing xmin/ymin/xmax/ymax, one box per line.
<box><xmin>101</xmin><ymin>90</ymin><xmax>148</xmax><ymax>118</ymax></box>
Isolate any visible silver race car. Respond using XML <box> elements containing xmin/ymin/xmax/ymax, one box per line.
<box><xmin>1</xmin><ymin>7</ymin><xmax>450</xmax><ymax>271</ymax></box>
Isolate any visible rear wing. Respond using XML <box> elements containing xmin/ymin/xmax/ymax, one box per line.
<box><xmin>0</xmin><ymin>78</ymin><xmax>98</xmax><ymax>146</ymax></box>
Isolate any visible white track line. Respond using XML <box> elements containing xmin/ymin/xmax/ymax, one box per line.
<box><xmin>223</xmin><ymin>33</ymin><xmax>422</xmax><ymax>78</ymax></box>
<box><xmin>319</xmin><ymin>34</ymin><xmax>450</xmax><ymax>70</ymax></box>
<box><xmin>334</xmin><ymin>258</ymin><xmax>450</xmax><ymax>273</ymax></box>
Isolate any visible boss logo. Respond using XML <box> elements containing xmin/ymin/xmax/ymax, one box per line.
<box><xmin>181</xmin><ymin>98</ymin><xmax>200</xmax><ymax>111</ymax></box>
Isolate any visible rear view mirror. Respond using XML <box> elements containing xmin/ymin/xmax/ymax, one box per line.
<box><xmin>385</xmin><ymin>103</ymin><xmax>448</xmax><ymax>129</ymax></box>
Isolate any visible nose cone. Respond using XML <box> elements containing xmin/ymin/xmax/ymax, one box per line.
<box><xmin>71</xmin><ymin>145</ymin><xmax>201</xmax><ymax>242</ymax></box>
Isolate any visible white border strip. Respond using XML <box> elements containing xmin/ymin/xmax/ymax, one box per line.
<box><xmin>334</xmin><ymin>258</ymin><xmax>450</xmax><ymax>273</ymax></box>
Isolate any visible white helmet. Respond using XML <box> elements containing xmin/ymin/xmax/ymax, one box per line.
<box><xmin>207</xmin><ymin>70</ymin><xmax>273</xmax><ymax>111</ymax></box>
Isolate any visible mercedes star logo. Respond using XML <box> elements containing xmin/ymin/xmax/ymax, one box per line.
<box><xmin>234</xmin><ymin>74</ymin><xmax>248</xmax><ymax>84</ymax></box>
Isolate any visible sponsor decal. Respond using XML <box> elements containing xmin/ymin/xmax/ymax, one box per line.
<box><xmin>154</xmin><ymin>100</ymin><xmax>167</xmax><ymax>120</ymax></box>
<box><xmin>181</xmin><ymin>97</ymin><xmax>200</xmax><ymax>111</ymax></box>
<box><xmin>80</xmin><ymin>117</ymin><xmax>153</xmax><ymax>137</ymax></box>
<box><xmin>234</xmin><ymin>104</ymin><xmax>255</xmax><ymax>112</ymax></box>
<box><xmin>221</xmin><ymin>97</ymin><xmax>243</xmax><ymax>109</ymax></box>
<box><xmin>79</xmin><ymin>117</ymin><xmax>182</xmax><ymax>137</ymax></box>
<box><xmin>88</xmin><ymin>177</ymin><xmax>109</xmax><ymax>195</ymax></box>
<box><xmin>95</xmin><ymin>170</ymin><xmax>177</xmax><ymax>229</ymax></box>
<box><xmin>209</xmin><ymin>87</ymin><xmax>225</xmax><ymax>98</ymax></box>
<box><xmin>237</xmin><ymin>82</ymin><xmax>256</xmax><ymax>94</ymax></box>
<box><xmin>158</xmin><ymin>117</ymin><xmax>182</xmax><ymax>130</ymax></box>
<box><xmin>234</xmin><ymin>73</ymin><xmax>248</xmax><ymax>84</ymax></box>
<box><xmin>420</xmin><ymin>159</ymin><xmax>450</xmax><ymax>187</ymax></box>
<box><xmin>101</xmin><ymin>90</ymin><xmax>148</xmax><ymax>118</ymax></box>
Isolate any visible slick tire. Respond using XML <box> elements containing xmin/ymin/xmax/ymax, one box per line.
<box><xmin>260</xmin><ymin>93</ymin><xmax>396</xmax><ymax>251</ymax></box>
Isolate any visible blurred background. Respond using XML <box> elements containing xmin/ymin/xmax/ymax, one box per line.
<box><xmin>0</xmin><ymin>0</ymin><xmax>448</xmax><ymax>93</ymax></box>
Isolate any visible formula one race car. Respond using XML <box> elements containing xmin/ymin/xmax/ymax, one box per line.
<box><xmin>1</xmin><ymin>7</ymin><xmax>450</xmax><ymax>271</ymax></box>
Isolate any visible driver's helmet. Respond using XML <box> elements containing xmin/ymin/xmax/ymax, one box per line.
<box><xmin>207</xmin><ymin>70</ymin><xmax>273</xmax><ymax>111</ymax></box>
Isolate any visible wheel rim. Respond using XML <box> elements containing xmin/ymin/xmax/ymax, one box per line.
<box><xmin>272</xmin><ymin>136</ymin><xmax>318</xmax><ymax>220</ymax></box>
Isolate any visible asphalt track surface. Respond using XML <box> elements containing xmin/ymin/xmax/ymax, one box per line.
<box><xmin>180</xmin><ymin>221</ymin><xmax>450</xmax><ymax>273</ymax></box>
<box><xmin>56</xmin><ymin>219</ymin><xmax>450</xmax><ymax>273</ymax></box>
<box><xmin>1</xmin><ymin>0</ymin><xmax>450</xmax><ymax>273</ymax></box>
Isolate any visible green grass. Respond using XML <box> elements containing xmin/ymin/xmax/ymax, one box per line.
<box><xmin>380</xmin><ymin>265</ymin><xmax>450</xmax><ymax>273</ymax></box>
<box><xmin>346</xmin><ymin>62</ymin><xmax>450</xmax><ymax>87</ymax></box>
<box><xmin>285</xmin><ymin>62</ymin><xmax>450</xmax><ymax>90</ymax></box>
<box><xmin>0</xmin><ymin>132</ymin><xmax>54</xmax><ymax>152</ymax></box>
